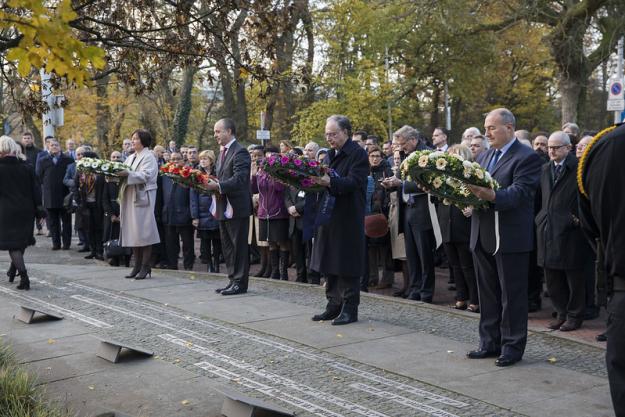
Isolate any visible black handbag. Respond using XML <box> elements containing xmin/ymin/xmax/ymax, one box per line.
<box><xmin>102</xmin><ymin>216</ymin><xmax>132</xmax><ymax>259</ymax></box>
<box><xmin>103</xmin><ymin>239</ymin><xmax>131</xmax><ymax>259</ymax></box>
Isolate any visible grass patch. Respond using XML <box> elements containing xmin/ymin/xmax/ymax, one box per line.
<box><xmin>0</xmin><ymin>340</ymin><xmax>72</xmax><ymax>417</ymax></box>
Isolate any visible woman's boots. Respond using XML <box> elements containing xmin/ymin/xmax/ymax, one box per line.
<box><xmin>16</xmin><ymin>270</ymin><xmax>29</xmax><ymax>290</ymax></box>
<box><xmin>254</xmin><ymin>247</ymin><xmax>269</xmax><ymax>277</ymax></box>
<box><xmin>279</xmin><ymin>251</ymin><xmax>289</xmax><ymax>281</ymax></box>
<box><xmin>6</xmin><ymin>263</ymin><xmax>16</xmax><ymax>283</ymax></box>
<box><xmin>270</xmin><ymin>250</ymin><xmax>280</xmax><ymax>279</ymax></box>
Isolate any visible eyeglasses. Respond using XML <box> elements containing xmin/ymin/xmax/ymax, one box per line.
<box><xmin>548</xmin><ymin>145</ymin><xmax>567</xmax><ymax>151</ymax></box>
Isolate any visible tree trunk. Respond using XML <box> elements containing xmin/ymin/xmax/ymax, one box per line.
<box><xmin>171</xmin><ymin>65</ymin><xmax>197</xmax><ymax>146</ymax></box>
<box><xmin>559</xmin><ymin>75</ymin><xmax>582</xmax><ymax>124</ymax></box>
<box><xmin>95</xmin><ymin>72</ymin><xmax>111</xmax><ymax>153</ymax></box>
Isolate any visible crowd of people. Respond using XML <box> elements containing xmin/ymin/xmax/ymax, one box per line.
<box><xmin>0</xmin><ymin>112</ymin><xmax>612</xmax><ymax>342</ymax></box>
<box><xmin>1</xmin><ymin>110</ymin><xmax>625</xmax><ymax>414</ymax></box>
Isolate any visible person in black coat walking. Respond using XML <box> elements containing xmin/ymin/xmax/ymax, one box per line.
<box><xmin>536</xmin><ymin>132</ymin><xmax>591</xmax><ymax>331</ymax></box>
<box><xmin>35</xmin><ymin>138</ymin><xmax>73</xmax><ymax>250</ymax></box>
<box><xmin>0</xmin><ymin>136</ymin><xmax>44</xmax><ymax>290</ymax></box>
<box><xmin>310</xmin><ymin>115</ymin><xmax>369</xmax><ymax>325</ymax></box>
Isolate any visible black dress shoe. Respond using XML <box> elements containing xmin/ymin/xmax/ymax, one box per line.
<box><xmin>215</xmin><ymin>283</ymin><xmax>233</xmax><ymax>294</ymax></box>
<box><xmin>466</xmin><ymin>349</ymin><xmax>501</xmax><ymax>359</ymax></box>
<box><xmin>62</xmin><ymin>246</ymin><xmax>70</xmax><ymax>250</ymax></box>
<box><xmin>332</xmin><ymin>311</ymin><xmax>358</xmax><ymax>325</ymax></box>
<box><xmin>407</xmin><ymin>292</ymin><xmax>421</xmax><ymax>301</ymax></box>
<box><xmin>311</xmin><ymin>309</ymin><xmax>341</xmax><ymax>321</ymax></box>
<box><xmin>596</xmin><ymin>333</ymin><xmax>607</xmax><ymax>342</ymax></box>
<box><xmin>495</xmin><ymin>355</ymin><xmax>521</xmax><ymax>367</ymax></box>
<box><xmin>84</xmin><ymin>254</ymin><xmax>96</xmax><ymax>259</ymax></box>
<box><xmin>221</xmin><ymin>285</ymin><xmax>246</xmax><ymax>296</ymax></box>
<box><xmin>52</xmin><ymin>246</ymin><xmax>61</xmax><ymax>251</ymax></box>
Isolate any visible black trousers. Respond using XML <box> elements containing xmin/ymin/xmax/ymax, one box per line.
<box><xmin>165</xmin><ymin>225</ymin><xmax>195</xmax><ymax>270</ymax></box>
<box><xmin>85</xmin><ymin>203</ymin><xmax>103</xmax><ymax>255</ymax></box>
<box><xmin>325</xmin><ymin>274</ymin><xmax>360</xmax><ymax>313</ymax></box>
<box><xmin>544</xmin><ymin>268</ymin><xmax>585</xmax><ymax>321</ymax></box>
<box><xmin>444</xmin><ymin>241</ymin><xmax>478</xmax><ymax>305</ymax></box>
<box><xmin>219</xmin><ymin>217</ymin><xmax>250</xmax><ymax>289</ymax></box>
<box><xmin>607</xmin><ymin>291</ymin><xmax>625</xmax><ymax>417</ymax></box>
<box><xmin>473</xmin><ymin>241</ymin><xmax>529</xmax><ymax>359</ymax></box>
<box><xmin>527</xmin><ymin>246</ymin><xmax>543</xmax><ymax>305</ymax></box>
<box><xmin>404</xmin><ymin>213</ymin><xmax>436</xmax><ymax>300</ymax></box>
<box><xmin>46</xmin><ymin>208</ymin><xmax>72</xmax><ymax>248</ymax></box>
<box><xmin>305</xmin><ymin>240</ymin><xmax>321</xmax><ymax>285</ymax></box>
<box><xmin>290</xmin><ymin>228</ymin><xmax>307</xmax><ymax>282</ymax></box>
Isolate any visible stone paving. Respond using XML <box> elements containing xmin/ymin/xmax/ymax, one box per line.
<box><xmin>0</xmin><ymin>238</ymin><xmax>615</xmax><ymax>417</ymax></box>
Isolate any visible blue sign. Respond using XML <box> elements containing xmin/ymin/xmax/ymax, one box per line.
<box><xmin>611</xmin><ymin>82</ymin><xmax>623</xmax><ymax>96</ymax></box>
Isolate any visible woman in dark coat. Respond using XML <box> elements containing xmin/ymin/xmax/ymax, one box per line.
<box><xmin>366</xmin><ymin>146</ymin><xmax>394</xmax><ymax>289</ymax></box>
<box><xmin>310</xmin><ymin>115</ymin><xmax>369</xmax><ymax>325</ymax></box>
<box><xmin>0</xmin><ymin>136</ymin><xmax>44</xmax><ymax>290</ymax></box>
<box><xmin>190</xmin><ymin>150</ymin><xmax>221</xmax><ymax>272</ymax></box>
<box><xmin>437</xmin><ymin>145</ymin><xmax>478</xmax><ymax>312</ymax></box>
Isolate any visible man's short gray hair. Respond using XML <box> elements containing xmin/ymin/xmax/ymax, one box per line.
<box><xmin>462</xmin><ymin>127</ymin><xmax>481</xmax><ymax>139</ymax></box>
<box><xmin>472</xmin><ymin>135</ymin><xmax>490</xmax><ymax>150</ymax></box>
<box><xmin>305</xmin><ymin>141</ymin><xmax>320</xmax><ymax>152</ymax></box>
<box><xmin>393</xmin><ymin>125</ymin><xmax>420</xmax><ymax>141</ymax></box>
<box><xmin>488</xmin><ymin>108</ymin><xmax>516</xmax><ymax>128</ymax></box>
<box><xmin>562</xmin><ymin>122</ymin><xmax>580</xmax><ymax>135</ymax></box>
<box><xmin>549</xmin><ymin>131</ymin><xmax>571</xmax><ymax>145</ymax></box>
<box><xmin>327</xmin><ymin>115</ymin><xmax>352</xmax><ymax>137</ymax></box>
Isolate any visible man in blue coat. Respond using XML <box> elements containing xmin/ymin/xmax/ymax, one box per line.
<box><xmin>310</xmin><ymin>115</ymin><xmax>369</xmax><ymax>325</ymax></box>
<box><xmin>466</xmin><ymin>108</ymin><xmax>542</xmax><ymax>367</ymax></box>
<box><xmin>161</xmin><ymin>152</ymin><xmax>195</xmax><ymax>270</ymax></box>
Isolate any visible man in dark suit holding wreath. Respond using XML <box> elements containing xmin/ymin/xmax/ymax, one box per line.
<box><xmin>466</xmin><ymin>108</ymin><xmax>542</xmax><ymax>367</ymax></box>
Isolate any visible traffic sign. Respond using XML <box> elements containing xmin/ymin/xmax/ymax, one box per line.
<box><xmin>609</xmin><ymin>79</ymin><xmax>624</xmax><ymax>100</ymax></box>
<box><xmin>607</xmin><ymin>99</ymin><xmax>625</xmax><ymax>111</ymax></box>
<box><xmin>256</xmin><ymin>130</ymin><xmax>270</xmax><ymax>140</ymax></box>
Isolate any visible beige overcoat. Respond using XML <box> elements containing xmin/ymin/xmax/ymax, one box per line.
<box><xmin>119</xmin><ymin>148</ymin><xmax>160</xmax><ymax>247</ymax></box>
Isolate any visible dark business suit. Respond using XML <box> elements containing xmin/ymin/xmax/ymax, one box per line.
<box><xmin>399</xmin><ymin>144</ymin><xmax>436</xmax><ymax>302</ymax></box>
<box><xmin>536</xmin><ymin>153</ymin><xmax>590</xmax><ymax>322</ymax></box>
<box><xmin>36</xmin><ymin>153</ymin><xmax>74</xmax><ymax>249</ymax></box>
<box><xmin>215</xmin><ymin>139</ymin><xmax>252</xmax><ymax>289</ymax></box>
<box><xmin>470</xmin><ymin>139</ymin><xmax>541</xmax><ymax>359</ymax></box>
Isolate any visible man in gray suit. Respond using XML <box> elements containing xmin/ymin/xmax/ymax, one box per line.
<box><xmin>205</xmin><ymin>118</ymin><xmax>252</xmax><ymax>295</ymax></box>
<box><xmin>466</xmin><ymin>108</ymin><xmax>542</xmax><ymax>367</ymax></box>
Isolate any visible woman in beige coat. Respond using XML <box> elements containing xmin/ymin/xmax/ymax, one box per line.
<box><xmin>117</xmin><ymin>129</ymin><xmax>160</xmax><ymax>279</ymax></box>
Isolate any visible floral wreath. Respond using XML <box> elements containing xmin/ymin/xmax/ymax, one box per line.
<box><xmin>577</xmin><ymin>125</ymin><xmax>618</xmax><ymax>199</ymax></box>
<box><xmin>400</xmin><ymin>150</ymin><xmax>500</xmax><ymax>209</ymax></box>
<box><xmin>261</xmin><ymin>153</ymin><xmax>329</xmax><ymax>192</ymax></box>
<box><xmin>159</xmin><ymin>162</ymin><xmax>216</xmax><ymax>195</ymax></box>
<box><xmin>76</xmin><ymin>157</ymin><xmax>131</xmax><ymax>177</ymax></box>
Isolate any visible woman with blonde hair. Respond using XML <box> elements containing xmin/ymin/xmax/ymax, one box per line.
<box><xmin>191</xmin><ymin>149</ymin><xmax>221</xmax><ymax>272</ymax></box>
<box><xmin>0</xmin><ymin>136</ymin><xmax>44</xmax><ymax>290</ymax></box>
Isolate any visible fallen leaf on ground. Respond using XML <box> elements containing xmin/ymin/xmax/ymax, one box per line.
<box><xmin>88</xmin><ymin>386</ymin><xmax>95</xmax><ymax>390</ymax></box>
<box><xmin>47</xmin><ymin>339</ymin><xmax>56</xmax><ymax>344</ymax></box>
<box><xmin>181</xmin><ymin>400</ymin><xmax>190</xmax><ymax>406</ymax></box>
<box><xmin>336</xmin><ymin>334</ymin><xmax>343</xmax><ymax>338</ymax></box>
<box><xmin>547</xmin><ymin>357</ymin><xmax>557</xmax><ymax>364</ymax></box>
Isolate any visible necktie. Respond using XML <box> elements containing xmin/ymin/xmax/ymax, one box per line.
<box><xmin>554</xmin><ymin>164</ymin><xmax>563</xmax><ymax>183</ymax></box>
<box><xmin>488</xmin><ymin>150</ymin><xmax>502</xmax><ymax>172</ymax></box>
<box><xmin>220</xmin><ymin>146</ymin><xmax>227</xmax><ymax>165</ymax></box>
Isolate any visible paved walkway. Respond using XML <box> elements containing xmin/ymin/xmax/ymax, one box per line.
<box><xmin>0</xmin><ymin>241</ymin><xmax>614</xmax><ymax>417</ymax></box>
